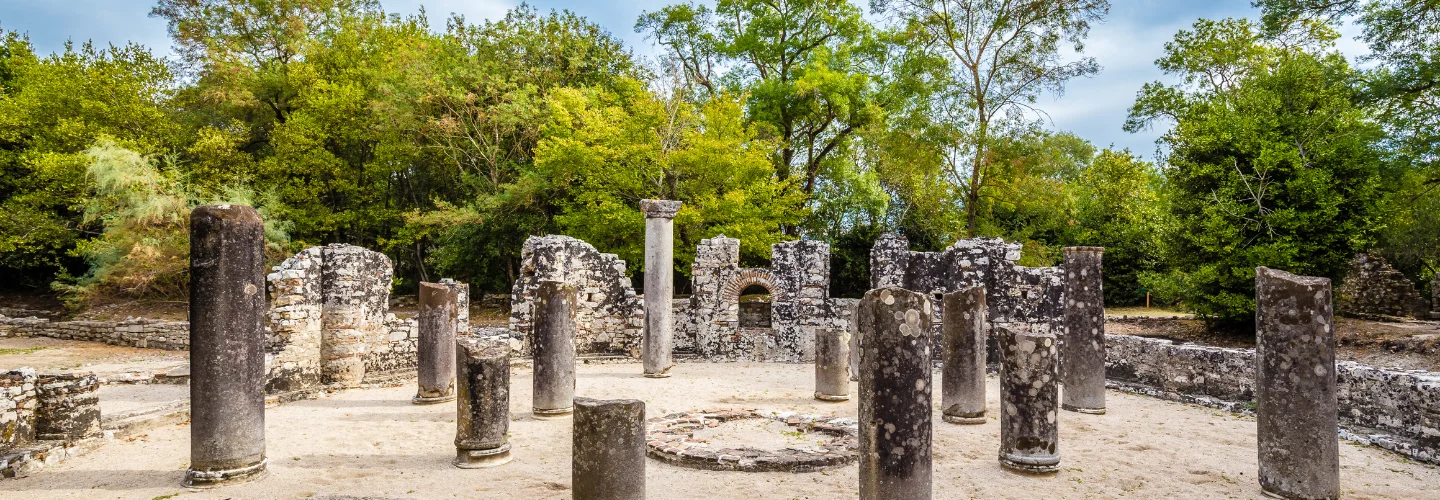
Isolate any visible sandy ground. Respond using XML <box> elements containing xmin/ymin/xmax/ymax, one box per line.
<box><xmin>0</xmin><ymin>337</ymin><xmax>187</xmax><ymax>378</ymax></box>
<box><xmin>5</xmin><ymin>362</ymin><xmax>1437</xmax><ymax>500</ymax></box>
<box><xmin>99</xmin><ymin>384</ymin><xmax>190</xmax><ymax>417</ymax></box>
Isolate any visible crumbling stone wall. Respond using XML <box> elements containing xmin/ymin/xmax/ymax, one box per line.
<box><xmin>509</xmin><ymin>235</ymin><xmax>644</xmax><ymax>356</ymax></box>
<box><xmin>33</xmin><ymin>374</ymin><xmax>100</xmax><ymax>441</ymax></box>
<box><xmin>266</xmin><ymin>246</ymin><xmax>324</xmax><ymax>393</ymax></box>
<box><xmin>0</xmin><ymin>369</ymin><xmax>37</xmax><ymax>452</ymax></box>
<box><xmin>0</xmin><ymin>316</ymin><xmax>188</xmax><ymax>350</ymax></box>
<box><xmin>1337</xmin><ymin>253</ymin><xmax>1425</xmax><ymax>317</ymax></box>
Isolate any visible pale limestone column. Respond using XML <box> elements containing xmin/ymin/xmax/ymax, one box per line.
<box><xmin>641</xmin><ymin>199</ymin><xmax>682</xmax><ymax>378</ymax></box>
<box><xmin>1061</xmin><ymin>246</ymin><xmax>1106</xmax><ymax>414</ymax></box>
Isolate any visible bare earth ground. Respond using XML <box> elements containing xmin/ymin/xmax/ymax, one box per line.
<box><xmin>0</xmin><ymin>337</ymin><xmax>187</xmax><ymax>378</ymax></box>
<box><xmin>4</xmin><ymin>362</ymin><xmax>1437</xmax><ymax>500</ymax></box>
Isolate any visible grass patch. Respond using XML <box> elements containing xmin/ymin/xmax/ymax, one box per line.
<box><xmin>0</xmin><ymin>347</ymin><xmax>47</xmax><ymax>355</ymax></box>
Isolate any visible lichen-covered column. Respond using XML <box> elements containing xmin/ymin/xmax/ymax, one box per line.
<box><xmin>438</xmin><ymin>278</ymin><xmax>470</xmax><ymax>336</ymax></box>
<box><xmin>572</xmin><ymin>397</ymin><xmax>646</xmax><ymax>500</ymax></box>
<box><xmin>941</xmin><ymin>287</ymin><xmax>986</xmax><ymax>424</ymax></box>
<box><xmin>815</xmin><ymin>327</ymin><xmax>850</xmax><ymax>401</ymax></box>
<box><xmin>186</xmin><ymin>204</ymin><xmax>267</xmax><ymax>487</ymax></box>
<box><xmin>454</xmin><ymin>338</ymin><xmax>512</xmax><ymax>468</ymax></box>
<box><xmin>35</xmin><ymin>373</ymin><xmax>101</xmax><ymax>441</ymax></box>
<box><xmin>998</xmin><ymin>323</ymin><xmax>1060</xmax><ymax>474</ymax></box>
<box><xmin>857</xmin><ymin>287</ymin><xmax>933</xmax><ymax>500</ymax></box>
<box><xmin>533</xmin><ymin>280</ymin><xmax>577</xmax><ymax>418</ymax></box>
<box><xmin>1062</xmin><ymin>246</ymin><xmax>1106</xmax><ymax>414</ymax></box>
<box><xmin>1255</xmin><ymin>267</ymin><xmax>1338</xmax><ymax>499</ymax></box>
<box><xmin>641</xmin><ymin>199</ymin><xmax>682</xmax><ymax>378</ymax></box>
<box><xmin>414</xmin><ymin>282</ymin><xmax>458</xmax><ymax>404</ymax></box>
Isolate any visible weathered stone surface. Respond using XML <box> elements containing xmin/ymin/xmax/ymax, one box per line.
<box><xmin>0</xmin><ymin>316</ymin><xmax>189</xmax><ymax>351</ymax></box>
<box><xmin>438</xmin><ymin>278</ymin><xmax>470</xmax><ymax>336</ymax></box>
<box><xmin>1337</xmin><ymin>253</ymin><xmax>1425</xmax><ymax>318</ymax></box>
<box><xmin>645</xmin><ymin>409</ymin><xmax>858</xmax><ymax>472</ymax></box>
<box><xmin>573</xmin><ymin>397</ymin><xmax>645</xmax><ymax>500</ymax></box>
<box><xmin>510</xmin><ymin>235</ymin><xmax>643</xmax><ymax>356</ymax></box>
<box><xmin>34</xmin><ymin>373</ymin><xmax>100</xmax><ymax>441</ymax></box>
<box><xmin>320</xmin><ymin>244</ymin><xmax>393</xmax><ymax>387</ymax></box>
<box><xmin>413</xmin><ymin>282</ymin><xmax>458</xmax><ymax>404</ymax></box>
<box><xmin>1256</xmin><ymin>267</ymin><xmax>1338</xmax><ymax>499</ymax></box>
<box><xmin>998</xmin><ymin>323</ymin><xmax>1060</xmax><ymax>474</ymax></box>
<box><xmin>533</xmin><ymin>281</ymin><xmax>577</xmax><ymax>417</ymax></box>
<box><xmin>186</xmin><ymin>204</ymin><xmax>267</xmax><ymax>488</ymax></box>
<box><xmin>1062</xmin><ymin>247</ymin><xmax>1106</xmax><ymax>414</ymax></box>
<box><xmin>265</xmin><ymin>246</ymin><xmax>323</xmax><ymax>393</ymax></box>
<box><xmin>857</xmin><ymin>287</ymin><xmax>932</xmax><ymax>500</ymax></box>
<box><xmin>941</xmin><ymin>287</ymin><xmax>986</xmax><ymax>424</ymax></box>
<box><xmin>815</xmin><ymin>328</ymin><xmax>850</xmax><ymax>401</ymax></box>
<box><xmin>642</xmin><ymin>199</ymin><xmax>681</xmax><ymax>378</ymax></box>
<box><xmin>0</xmin><ymin>369</ymin><xmax>38</xmax><ymax>452</ymax></box>
<box><xmin>454</xmin><ymin>339</ymin><xmax>511</xmax><ymax>468</ymax></box>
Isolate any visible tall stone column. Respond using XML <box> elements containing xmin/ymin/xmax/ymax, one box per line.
<box><xmin>414</xmin><ymin>282</ymin><xmax>458</xmax><ymax>404</ymax></box>
<box><xmin>641</xmin><ymin>199</ymin><xmax>682</xmax><ymax>378</ymax></box>
<box><xmin>572</xmin><ymin>397</ymin><xmax>646</xmax><ymax>500</ymax></box>
<box><xmin>1255</xmin><ymin>267</ymin><xmax>1338</xmax><ymax>499</ymax></box>
<box><xmin>454</xmin><ymin>338</ymin><xmax>512</xmax><ymax>468</ymax></box>
<box><xmin>186</xmin><ymin>204</ymin><xmax>267</xmax><ymax>488</ymax></box>
<box><xmin>814</xmin><ymin>327</ymin><xmax>850</xmax><ymax>401</ymax></box>
<box><xmin>998</xmin><ymin>323</ymin><xmax>1060</xmax><ymax>474</ymax></box>
<box><xmin>1061</xmin><ymin>246</ymin><xmax>1106</xmax><ymax>414</ymax></box>
<box><xmin>857</xmin><ymin>287</ymin><xmax>933</xmax><ymax>500</ymax></box>
<box><xmin>533</xmin><ymin>281</ymin><xmax>577</xmax><ymax>418</ymax></box>
<box><xmin>941</xmin><ymin>287</ymin><xmax>987</xmax><ymax>424</ymax></box>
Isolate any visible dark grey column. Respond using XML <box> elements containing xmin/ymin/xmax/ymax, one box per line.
<box><xmin>454</xmin><ymin>338</ymin><xmax>512</xmax><ymax>468</ymax></box>
<box><xmin>641</xmin><ymin>199</ymin><xmax>682</xmax><ymax>378</ymax></box>
<box><xmin>1062</xmin><ymin>246</ymin><xmax>1106</xmax><ymax>414</ymax></box>
<box><xmin>572</xmin><ymin>397</ymin><xmax>646</xmax><ymax>500</ymax></box>
<box><xmin>998</xmin><ymin>323</ymin><xmax>1060</xmax><ymax>474</ymax></box>
<box><xmin>857</xmin><ymin>287</ymin><xmax>932</xmax><ymax>500</ymax></box>
<box><xmin>533</xmin><ymin>280</ymin><xmax>577</xmax><ymax>418</ymax></box>
<box><xmin>186</xmin><ymin>204</ymin><xmax>267</xmax><ymax>488</ymax></box>
<box><xmin>414</xmin><ymin>282</ymin><xmax>458</xmax><ymax>404</ymax></box>
<box><xmin>942</xmin><ymin>287</ymin><xmax>987</xmax><ymax>424</ymax></box>
<box><xmin>815</xmin><ymin>327</ymin><xmax>850</xmax><ymax>401</ymax></box>
<box><xmin>1256</xmin><ymin>267</ymin><xmax>1339</xmax><ymax>500</ymax></box>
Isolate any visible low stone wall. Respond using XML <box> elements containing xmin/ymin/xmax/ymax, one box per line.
<box><xmin>0</xmin><ymin>316</ymin><xmax>188</xmax><ymax>351</ymax></box>
<box><xmin>1105</xmin><ymin>334</ymin><xmax>1440</xmax><ymax>464</ymax></box>
<box><xmin>0</xmin><ymin>369</ymin><xmax>38</xmax><ymax>452</ymax></box>
<box><xmin>1</xmin><ymin>368</ymin><xmax>105</xmax><ymax>477</ymax></box>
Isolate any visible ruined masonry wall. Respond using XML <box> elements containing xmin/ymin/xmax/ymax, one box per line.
<box><xmin>1</xmin><ymin>369</ymin><xmax>38</xmax><ymax>452</ymax></box>
<box><xmin>0</xmin><ymin>316</ymin><xmax>187</xmax><ymax>351</ymax></box>
<box><xmin>510</xmin><ymin>235</ymin><xmax>644</xmax><ymax>356</ymax></box>
<box><xmin>1337</xmin><ymin>253</ymin><xmax>1425</xmax><ymax>318</ymax></box>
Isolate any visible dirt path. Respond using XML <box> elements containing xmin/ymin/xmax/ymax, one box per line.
<box><xmin>0</xmin><ymin>337</ymin><xmax>187</xmax><ymax>378</ymax></box>
<box><xmin>5</xmin><ymin>362</ymin><xmax>1436</xmax><ymax>499</ymax></box>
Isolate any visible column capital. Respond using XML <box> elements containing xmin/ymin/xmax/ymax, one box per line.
<box><xmin>640</xmin><ymin>199</ymin><xmax>682</xmax><ymax>219</ymax></box>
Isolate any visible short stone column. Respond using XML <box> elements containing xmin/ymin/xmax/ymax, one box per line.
<box><xmin>1255</xmin><ymin>267</ymin><xmax>1339</xmax><ymax>499</ymax></box>
<box><xmin>35</xmin><ymin>373</ymin><xmax>101</xmax><ymax>441</ymax></box>
<box><xmin>572</xmin><ymin>397</ymin><xmax>646</xmax><ymax>500</ymax></box>
<box><xmin>454</xmin><ymin>338</ymin><xmax>512</xmax><ymax>468</ymax></box>
<box><xmin>438</xmin><ymin>278</ymin><xmax>470</xmax><ymax>336</ymax></box>
<box><xmin>533</xmin><ymin>281</ymin><xmax>577</xmax><ymax>418</ymax></box>
<box><xmin>857</xmin><ymin>287</ymin><xmax>933</xmax><ymax>500</ymax></box>
<box><xmin>1062</xmin><ymin>246</ymin><xmax>1106</xmax><ymax>414</ymax></box>
<box><xmin>814</xmin><ymin>327</ymin><xmax>850</xmax><ymax>401</ymax></box>
<box><xmin>414</xmin><ymin>282</ymin><xmax>459</xmax><ymax>404</ymax></box>
<box><xmin>941</xmin><ymin>287</ymin><xmax>987</xmax><ymax>424</ymax></box>
<box><xmin>186</xmin><ymin>204</ymin><xmax>268</xmax><ymax>488</ymax></box>
<box><xmin>998</xmin><ymin>323</ymin><xmax>1060</xmax><ymax>474</ymax></box>
<box><xmin>641</xmin><ymin>199</ymin><xmax>682</xmax><ymax>378</ymax></box>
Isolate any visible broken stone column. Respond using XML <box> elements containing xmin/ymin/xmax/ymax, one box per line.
<box><xmin>641</xmin><ymin>199</ymin><xmax>682</xmax><ymax>378</ymax></box>
<box><xmin>438</xmin><ymin>278</ymin><xmax>470</xmax><ymax>336</ymax></box>
<box><xmin>414</xmin><ymin>282</ymin><xmax>459</xmax><ymax>404</ymax></box>
<box><xmin>1061</xmin><ymin>246</ymin><xmax>1106</xmax><ymax>414</ymax></box>
<box><xmin>454</xmin><ymin>338</ymin><xmax>512</xmax><ymax>468</ymax></box>
<box><xmin>998</xmin><ymin>323</ymin><xmax>1060</xmax><ymax>474</ymax></box>
<box><xmin>857</xmin><ymin>287</ymin><xmax>932</xmax><ymax>499</ymax></box>
<box><xmin>941</xmin><ymin>287</ymin><xmax>987</xmax><ymax>424</ymax></box>
<box><xmin>533</xmin><ymin>280</ymin><xmax>577</xmax><ymax>418</ymax></box>
<box><xmin>186</xmin><ymin>204</ymin><xmax>268</xmax><ymax>488</ymax></box>
<box><xmin>1255</xmin><ymin>267</ymin><xmax>1339</xmax><ymax>500</ymax></box>
<box><xmin>815</xmin><ymin>327</ymin><xmax>850</xmax><ymax>401</ymax></box>
<box><xmin>34</xmin><ymin>373</ymin><xmax>101</xmax><ymax>441</ymax></box>
<box><xmin>572</xmin><ymin>397</ymin><xmax>646</xmax><ymax>500</ymax></box>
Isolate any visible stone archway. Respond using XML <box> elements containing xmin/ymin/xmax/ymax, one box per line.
<box><xmin>720</xmin><ymin>268</ymin><xmax>780</xmax><ymax>303</ymax></box>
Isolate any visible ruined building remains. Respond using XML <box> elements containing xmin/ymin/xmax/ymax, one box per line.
<box><xmin>1337</xmin><ymin>253</ymin><xmax>1426</xmax><ymax>318</ymax></box>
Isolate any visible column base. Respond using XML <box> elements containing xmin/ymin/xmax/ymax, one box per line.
<box><xmin>412</xmin><ymin>394</ymin><xmax>457</xmax><ymax>405</ymax></box>
<box><xmin>814</xmin><ymin>392</ymin><xmax>850</xmax><ymax>402</ymax></box>
<box><xmin>643</xmin><ymin>372</ymin><xmax>672</xmax><ymax>379</ymax></box>
<box><xmin>999</xmin><ymin>453</ymin><xmax>1059</xmax><ymax>474</ymax></box>
<box><xmin>942</xmin><ymin>413</ymin><xmax>986</xmax><ymax>425</ymax></box>
<box><xmin>454</xmin><ymin>444</ymin><xmax>513</xmax><ymax>469</ymax></box>
<box><xmin>533</xmin><ymin>407</ymin><xmax>574</xmax><ymax>419</ymax></box>
<box><xmin>1061</xmin><ymin>403</ymin><xmax>1106</xmax><ymax>415</ymax></box>
<box><xmin>184</xmin><ymin>459</ymin><xmax>268</xmax><ymax>489</ymax></box>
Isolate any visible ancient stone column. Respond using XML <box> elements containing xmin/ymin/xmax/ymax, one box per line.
<box><xmin>1062</xmin><ymin>246</ymin><xmax>1106</xmax><ymax>414</ymax></box>
<box><xmin>998</xmin><ymin>323</ymin><xmax>1060</xmax><ymax>474</ymax></box>
<box><xmin>34</xmin><ymin>373</ymin><xmax>101</xmax><ymax>441</ymax></box>
<box><xmin>941</xmin><ymin>287</ymin><xmax>987</xmax><ymax>424</ymax></box>
<box><xmin>857</xmin><ymin>287</ymin><xmax>932</xmax><ymax>500</ymax></box>
<box><xmin>1255</xmin><ymin>267</ymin><xmax>1339</xmax><ymax>500</ymax></box>
<box><xmin>572</xmin><ymin>397</ymin><xmax>646</xmax><ymax>500</ymax></box>
<box><xmin>454</xmin><ymin>338</ymin><xmax>512</xmax><ymax>468</ymax></box>
<box><xmin>533</xmin><ymin>280</ymin><xmax>577</xmax><ymax>418</ymax></box>
<box><xmin>438</xmin><ymin>278</ymin><xmax>470</xmax><ymax>336</ymax></box>
<box><xmin>186</xmin><ymin>204</ymin><xmax>267</xmax><ymax>488</ymax></box>
<box><xmin>641</xmin><ymin>199</ymin><xmax>682</xmax><ymax>378</ymax></box>
<box><xmin>815</xmin><ymin>327</ymin><xmax>850</xmax><ymax>401</ymax></box>
<box><xmin>414</xmin><ymin>282</ymin><xmax>459</xmax><ymax>404</ymax></box>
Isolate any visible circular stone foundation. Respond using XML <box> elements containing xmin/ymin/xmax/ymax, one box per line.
<box><xmin>645</xmin><ymin>409</ymin><xmax>858</xmax><ymax>472</ymax></box>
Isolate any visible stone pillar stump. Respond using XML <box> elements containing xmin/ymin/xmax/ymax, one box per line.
<box><xmin>641</xmin><ymin>199</ymin><xmax>682</xmax><ymax>378</ymax></box>
<box><xmin>998</xmin><ymin>323</ymin><xmax>1060</xmax><ymax>474</ymax></box>
<box><xmin>815</xmin><ymin>327</ymin><xmax>850</xmax><ymax>401</ymax></box>
<box><xmin>414</xmin><ymin>282</ymin><xmax>459</xmax><ymax>404</ymax></box>
<box><xmin>942</xmin><ymin>286</ymin><xmax>987</xmax><ymax>424</ymax></box>
<box><xmin>857</xmin><ymin>287</ymin><xmax>933</xmax><ymax>500</ymax></box>
<box><xmin>35</xmin><ymin>373</ymin><xmax>101</xmax><ymax>441</ymax></box>
<box><xmin>572</xmin><ymin>397</ymin><xmax>646</xmax><ymax>500</ymax></box>
<box><xmin>533</xmin><ymin>281</ymin><xmax>577</xmax><ymax>417</ymax></box>
<box><xmin>454</xmin><ymin>338</ymin><xmax>512</xmax><ymax>468</ymax></box>
<box><xmin>1062</xmin><ymin>246</ymin><xmax>1106</xmax><ymax>414</ymax></box>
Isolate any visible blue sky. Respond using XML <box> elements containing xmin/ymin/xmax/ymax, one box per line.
<box><xmin>0</xmin><ymin>0</ymin><xmax>1370</xmax><ymax>159</ymax></box>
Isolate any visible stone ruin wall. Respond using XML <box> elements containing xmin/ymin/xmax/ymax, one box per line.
<box><xmin>0</xmin><ymin>317</ymin><xmax>188</xmax><ymax>351</ymax></box>
<box><xmin>1</xmin><ymin>368</ymin><xmax>103</xmax><ymax>474</ymax></box>
<box><xmin>1337</xmin><ymin>253</ymin><xmax>1426</xmax><ymax>318</ymax></box>
<box><xmin>509</xmin><ymin>235</ymin><xmax>644</xmax><ymax>357</ymax></box>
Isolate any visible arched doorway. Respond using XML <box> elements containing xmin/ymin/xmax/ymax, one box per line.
<box><xmin>738</xmin><ymin>284</ymin><xmax>773</xmax><ymax>328</ymax></box>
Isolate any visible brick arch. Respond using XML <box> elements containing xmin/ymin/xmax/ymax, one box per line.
<box><xmin>721</xmin><ymin>268</ymin><xmax>779</xmax><ymax>301</ymax></box>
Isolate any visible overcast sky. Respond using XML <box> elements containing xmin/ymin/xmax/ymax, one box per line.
<box><xmin>1</xmin><ymin>0</ymin><xmax>1371</xmax><ymax>160</ymax></box>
